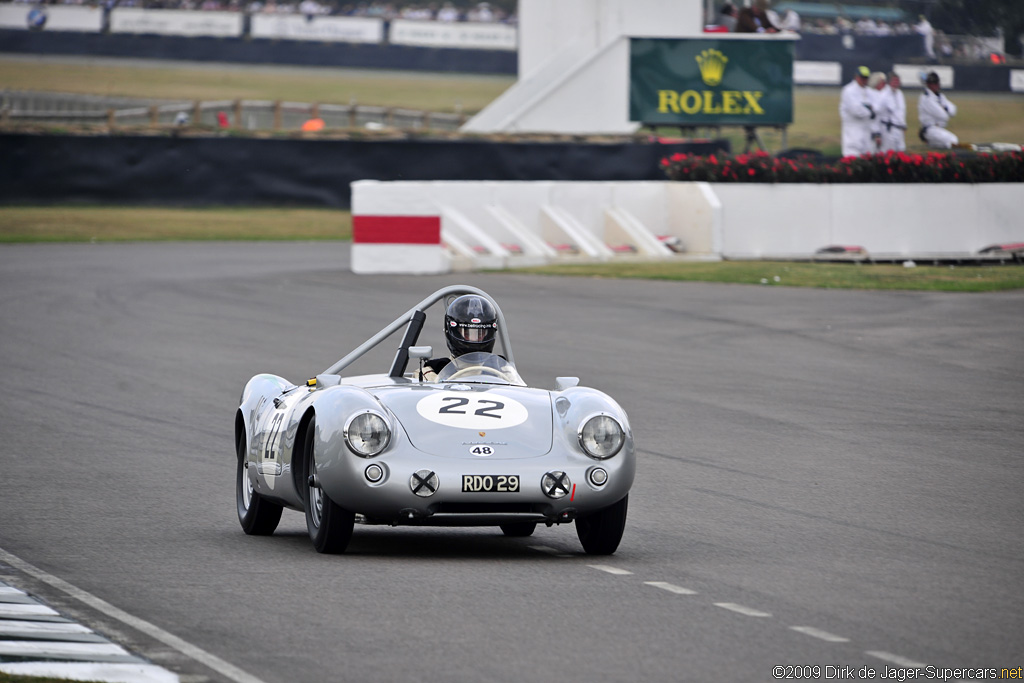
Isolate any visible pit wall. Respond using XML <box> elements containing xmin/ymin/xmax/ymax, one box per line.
<box><xmin>349</xmin><ymin>180</ymin><xmax>1022</xmax><ymax>273</ymax></box>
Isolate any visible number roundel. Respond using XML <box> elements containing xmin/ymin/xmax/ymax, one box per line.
<box><xmin>416</xmin><ymin>391</ymin><xmax>528</xmax><ymax>430</ymax></box>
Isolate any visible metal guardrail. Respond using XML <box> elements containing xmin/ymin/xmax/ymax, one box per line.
<box><xmin>0</xmin><ymin>90</ymin><xmax>466</xmax><ymax>131</ymax></box>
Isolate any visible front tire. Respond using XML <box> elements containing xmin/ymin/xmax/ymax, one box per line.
<box><xmin>236</xmin><ymin>430</ymin><xmax>283</xmax><ymax>536</ymax></box>
<box><xmin>576</xmin><ymin>495</ymin><xmax>628</xmax><ymax>555</ymax></box>
<box><xmin>303</xmin><ymin>416</ymin><xmax>354</xmax><ymax>554</ymax></box>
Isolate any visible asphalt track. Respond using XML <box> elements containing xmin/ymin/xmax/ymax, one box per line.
<box><xmin>1</xmin><ymin>242</ymin><xmax>1022</xmax><ymax>683</ymax></box>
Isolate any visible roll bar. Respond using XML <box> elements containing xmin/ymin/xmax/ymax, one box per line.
<box><xmin>320</xmin><ymin>285</ymin><xmax>515</xmax><ymax>377</ymax></box>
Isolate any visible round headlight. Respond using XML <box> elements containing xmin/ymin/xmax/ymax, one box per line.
<box><xmin>578</xmin><ymin>414</ymin><xmax>624</xmax><ymax>460</ymax></box>
<box><xmin>344</xmin><ymin>411</ymin><xmax>391</xmax><ymax>457</ymax></box>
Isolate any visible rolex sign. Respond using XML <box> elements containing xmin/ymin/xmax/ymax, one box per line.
<box><xmin>630</xmin><ymin>38</ymin><xmax>794</xmax><ymax>126</ymax></box>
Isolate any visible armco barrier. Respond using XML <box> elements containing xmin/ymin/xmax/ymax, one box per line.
<box><xmin>349</xmin><ymin>180</ymin><xmax>1022</xmax><ymax>273</ymax></box>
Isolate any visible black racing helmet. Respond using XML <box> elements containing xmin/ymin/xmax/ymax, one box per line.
<box><xmin>444</xmin><ymin>295</ymin><xmax>498</xmax><ymax>357</ymax></box>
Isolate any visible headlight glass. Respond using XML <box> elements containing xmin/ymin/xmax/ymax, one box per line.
<box><xmin>345</xmin><ymin>411</ymin><xmax>391</xmax><ymax>457</ymax></box>
<box><xmin>578</xmin><ymin>414</ymin><xmax>624</xmax><ymax>460</ymax></box>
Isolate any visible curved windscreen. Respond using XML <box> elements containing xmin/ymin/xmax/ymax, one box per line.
<box><xmin>434</xmin><ymin>352</ymin><xmax>526</xmax><ymax>386</ymax></box>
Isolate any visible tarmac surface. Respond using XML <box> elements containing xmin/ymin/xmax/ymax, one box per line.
<box><xmin>1</xmin><ymin>242</ymin><xmax>1022</xmax><ymax>682</ymax></box>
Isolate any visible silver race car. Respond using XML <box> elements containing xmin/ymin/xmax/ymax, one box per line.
<box><xmin>235</xmin><ymin>285</ymin><xmax>635</xmax><ymax>555</ymax></box>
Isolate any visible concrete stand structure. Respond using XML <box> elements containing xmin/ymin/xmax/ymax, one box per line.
<box><xmin>461</xmin><ymin>0</ymin><xmax>702</xmax><ymax>134</ymax></box>
<box><xmin>349</xmin><ymin>180</ymin><xmax>1023</xmax><ymax>274</ymax></box>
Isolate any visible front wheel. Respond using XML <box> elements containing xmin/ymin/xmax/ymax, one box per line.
<box><xmin>236</xmin><ymin>430</ymin><xmax>283</xmax><ymax>536</ymax></box>
<box><xmin>303</xmin><ymin>416</ymin><xmax>354</xmax><ymax>554</ymax></box>
<box><xmin>576</xmin><ymin>495</ymin><xmax>628</xmax><ymax>555</ymax></box>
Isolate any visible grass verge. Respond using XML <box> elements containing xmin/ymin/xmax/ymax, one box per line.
<box><xmin>0</xmin><ymin>206</ymin><xmax>350</xmax><ymax>242</ymax></box>
<box><xmin>510</xmin><ymin>260</ymin><xmax>1024</xmax><ymax>292</ymax></box>
<box><xmin>0</xmin><ymin>674</ymin><xmax>104</xmax><ymax>683</ymax></box>
<box><xmin>0</xmin><ymin>57</ymin><xmax>514</xmax><ymax>115</ymax></box>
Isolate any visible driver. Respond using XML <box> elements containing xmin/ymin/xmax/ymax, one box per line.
<box><xmin>420</xmin><ymin>295</ymin><xmax>498</xmax><ymax>381</ymax></box>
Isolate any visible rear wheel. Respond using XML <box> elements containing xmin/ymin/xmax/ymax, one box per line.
<box><xmin>303</xmin><ymin>416</ymin><xmax>355</xmax><ymax>554</ymax></box>
<box><xmin>576</xmin><ymin>495</ymin><xmax>628</xmax><ymax>555</ymax></box>
<box><xmin>499</xmin><ymin>522</ymin><xmax>537</xmax><ymax>537</ymax></box>
<box><xmin>236</xmin><ymin>430</ymin><xmax>283</xmax><ymax>536</ymax></box>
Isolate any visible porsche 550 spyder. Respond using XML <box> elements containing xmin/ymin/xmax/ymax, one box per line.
<box><xmin>235</xmin><ymin>285</ymin><xmax>635</xmax><ymax>555</ymax></box>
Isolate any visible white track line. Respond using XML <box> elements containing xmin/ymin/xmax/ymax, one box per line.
<box><xmin>643</xmin><ymin>581</ymin><xmax>697</xmax><ymax>595</ymax></box>
<box><xmin>866</xmin><ymin>651</ymin><xmax>927</xmax><ymax>668</ymax></box>
<box><xmin>714</xmin><ymin>602</ymin><xmax>772</xmax><ymax>617</ymax></box>
<box><xmin>0</xmin><ymin>546</ymin><xmax>268</xmax><ymax>683</ymax></box>
<box><xmin>790</xmin><ymin>626</ymin><xmax>850</xmax><ymax>642</ymax></box>
<box><xmin>587</xmin><ymin>564</ymin><xmax>634</xmax><ymax>576</ymax></box>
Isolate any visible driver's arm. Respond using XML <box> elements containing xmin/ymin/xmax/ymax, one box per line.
<box><xmin>420</xmin><ymin>357</ymin><xmax>450</xmax><ymax>382</ymax></box>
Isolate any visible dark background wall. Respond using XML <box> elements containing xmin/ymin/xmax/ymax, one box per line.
<box><xmin>0</xmin><ymin>29</ymin><xmax>517</xmax><ymax>74</ymax></box>
<box><xmin>0</xmin><ymin>134</ymin><xmax>727</xmax><ymax>208</ymax></box>
<box><xmin>795</xmin><ymin>33</ymin><xmax>925</xmax><ymax>63</ymax></box>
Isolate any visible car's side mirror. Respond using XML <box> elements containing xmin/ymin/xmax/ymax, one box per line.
<box><xmin>409</xmin><ymin>346</ymin><xmax>433</xmax><ymax>360</ymax></box>
<box><xmin>555</xmin><ymin>377</ymin><xmax>580</xmax><ymax>391</ymax></box>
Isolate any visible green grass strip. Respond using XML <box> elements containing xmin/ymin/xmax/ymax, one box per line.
<box><xmin>510</xmin><ymin>260</ymin><xmax>1024</xmax><ymax>292</ymax></box>
<box><xmin>0</xmin><ymin>206</ymin><xmax>351</xmax><ymax>243</ymax></box>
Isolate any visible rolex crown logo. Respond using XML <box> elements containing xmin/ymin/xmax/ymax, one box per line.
<box><xmin>696</xmin><ymin>49</ymin><xmax>728</xmax><ymax>87</ymax></box>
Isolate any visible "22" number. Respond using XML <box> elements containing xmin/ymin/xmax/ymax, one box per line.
<box><xmin>439</xmin><ymin>397</ymin><xmax>505</xmax><ymax>419</ymax></box>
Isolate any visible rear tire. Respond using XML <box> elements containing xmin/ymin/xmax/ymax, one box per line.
<box><xmin>576</xmin><ymin>495</ymin><xmax>628</xmax><ymax>555</ymax></box>
<box><xmin>499</xmin><ymin>522</ymin><xmax>537</xmax><ymax>537</ymax></box>
<box><xmin>236</xmin><ymin>430</ymin><xmax>283</xmax><ymax>536</ymax></box>
<box><xmin>303</xmin><ymin>416</ymin><xmax>355</xmax><ymax>554</ymax></box>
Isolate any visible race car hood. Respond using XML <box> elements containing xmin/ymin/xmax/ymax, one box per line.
<box><xmin>372</xmin><ymin>384</ymin><xmax>554</xmax><ymax>459</ymax></box>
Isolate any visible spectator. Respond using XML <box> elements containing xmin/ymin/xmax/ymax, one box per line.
<box><xmin>467</xmin><ymin>1</ymin><xmax>492</xmax><ymax>22</ymax></box>
<box><xmin>867</xmin><ymin>71</ymin><xmax>887</xmax><ymax>152</ymax></box>
<box><xmin>915</xmin><ymin>15</ymin><xmax>936</xmax><ymax>60</ymax></box>
<box><xmin>818</xmin><ymin>18</ymin><xmax>838</xmax><ymax>35</ymax></box>
<box><xmin>918</xmin><ymin>71</ymin><xmax>958</xmax><ymax>149</ymax></box>
<box><xmin>399</xmin><ymin>4</ymin><xmax>432</xmax><ymax>19</ymax></box>
<box><xmin>855</xmin><ymin>17</ymin><xmax>876</xmax><ymax>35</ymax></box>
<box><xmin>436</xmin><ymin>1</ymin><xmax>457</xmax><ymax>21</ymax></box>
<box><xmin>735</xmin><ymin>0</ymin><xmax>777</xmax><ymax>33</ymax></box>
<box><xmin>777</xmin><ymin>8</ymin><xmax>799</xmax><ymax>32</ymax></box>
<box><xmin>839</xmin><ymin>66</ymin><xmax>876</xmax><ymax>157</ymax></box>
<box><xmin>298</xmin><ymin>0</ymin><xmax>321</xmax><ymax>17</ymax></box>
<box><xmin>880</xmin><ymin>72</ymin><xmax>907</xmax><ymax>152</ymax></box>
<box><xmin>719</xmin><ymin>3</ymin><xmax>737</xmax><ymax>33</ymax></box>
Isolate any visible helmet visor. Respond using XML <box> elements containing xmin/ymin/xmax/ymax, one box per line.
<box><xmin>458</xmin><ymin>325</ymin><xmax>492</xmax><ymax>343</ymax></box>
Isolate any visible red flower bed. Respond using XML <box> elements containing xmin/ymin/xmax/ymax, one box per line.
<box><xmin>660</xmin><ymin>150</ymin><xmax>1024</xmax><ymax>183</ymax></box>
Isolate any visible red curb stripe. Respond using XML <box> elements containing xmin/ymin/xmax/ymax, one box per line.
<box><xmin>353</xmin><ymin>215</ymin><xmax>441</xmax><ymax>244</ymax></box>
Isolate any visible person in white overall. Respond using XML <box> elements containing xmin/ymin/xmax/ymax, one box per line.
<box><xmin>918</xmin><ymin>71</ymin><xmax>958</xmax><ymax>149</ymax></box>
<box><xmin>839</xmin><ymin>66</ymin><xmax>877</xmax><ymax>157</ymax></box>
<box><xmin>879</xmin><ymin>73</ymin><xmax>907</xmax><ymax>152</ymax></box>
